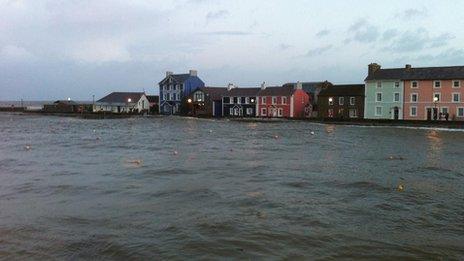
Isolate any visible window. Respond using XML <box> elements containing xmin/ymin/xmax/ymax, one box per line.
<box><xmin>173</xmin><ymin>93</ymin><xmax>177</xmax><ymax>101</ymax></box>
<box><xmin>411</xmin><ymin>93</ymin><xmax>418</xmax><ymax>102</ymax></box>
<box><xmin>441</xmin><ymin>107</ymin><xmax>449</xmax><ymax>115</ymax></box>
<box><xmin>233</xmin><ymin>97</ymin><xmax>238</xmax><ymax>104</ymax></box>
<box><xmin>411</xmin><ymin>81</ymin><xmax>419</xmax><ymax>88</ymax></box>
<box><xmin>282</xmin><ymin>97</ymin><xmax>287</xmax><ymax>105</ymax></box>
<box><xmin>246</xmin><ymin>108</ymin><xmax>253</xmax><ymax>116</ymax></box>
<box><xmin>453</xmin><ymin>93</ymin><xmax>461</xmax><ymax>103</ymax></box>
<box><xmin>272</xmin><ymin>97</ymin><xmax>277</xmax><ymax>105</ymax></box>
<box><xmin>376</xmin><ymin>92</ymin><xmax>382</xmax><ymax>102</ymax></box>
<box><xmin>375</xmin><ymin>106</ymin><xmax>382</xmax><ymax>116</ymax></box>
<box><xmin>167</xmin><ymin>93</ymin><xmax>171</xmax><ymax>101</ymax></box>
<box><xmin>262</xmin><ymin>97</ymin><xmax>267</xmax><ymax>104</ymax></box>
<box><xmin>229</xmin><ymin>108</ymin><xmax>234</xmax><ymax>115</ymax></box>
<box><xmin>458</xmin><ymin>107</ymin><xmax>464</xmax><ymax>117</ymax></box>
<box><xmin>173</xmin><ymin>85</ymin><xmax>177</xmax><ymax>91</ymax></box>
<box><xmin>339</xmin><ymin>97</ymin><xmax>344</xmax><ymax>105</ymax></box>
<box><xmin>166</xmin><ymin>84</ymin><xmax>170</xmax><ymax>91</ymax></box>
<box><xmin>377</xmin><ymin>81</ymin><xmax>382</xmax><ymax>88</ymax></box>
<box><xmin>245</xmin><ymin>97</ymin><xmax>250</xmax><ymax>104</ymax></box>
<box><xmin>395</xmin><ymin>82</ymin><xmax>400</xmax><ymax>88</ymax></box>
<box><xmin>180</xmin><ymin>84</ymin><xmax>184</xmax><ymax>91</ymax></box>
<box><xmin>223</xmin><ymin>97</ymin><xmax>230</xmax><ymax>104</ymax></box>
<box><xmin>164</xmin><ymin>93</ymin><xmax>168</xmax><ymax>101</ymax></box>
<box><xmin>434</xmin><ymin>81</ymin><xmax>441</xmax><ymax>88</ymax></box>
<box><xmin>240</xmin><ymin>97</ymin><xmax>246</xmax><ymax>104</ymax></box>
<box><xmin>278</xmin><ymin>108</ymin><xmax>283</xmax><ymax>117</ymax></box>
<box><xmin>328</xmin><ymin>97</ymin><xmax>333</xmax><ymax>106</ymax></box>
<box><xmin>328</xmin><ymin>109</ymin><xmax>334</xmax><ymax>118</ymax></box>
<box><xmin>433</xmin><ymin>93</ymin><xmax>441</xmax><ymax>102</ymax></box>
<box><xmin>350</xmin><ymin>97</ymin><xmax>355</xmax><ymax>105</ymax></box>
<box><xmin>261</xmin><ymin>108</ymin><xmax>267</xmax><ymax>116</ymax></box>
<box><xmin>410</xmin><ymin>106</ymin><xmax>417</xmax><ymax>117</ymax></box>
<box><xmin>394</xmin><ymin>92</ymin><xmax>400</xmax><ymax>102</ymax></box>
<box><xmin>349</xmin><ymin>109</ymin><xmax>357</xmax><ymax>118</ymax></box>
<box><xmin>453</xmin><ymin>80</ymin><xmax>461</xmax><ymax>88</ymax></box>
<box><xmin>237</xmin><ymin>97</ymin><xmax>241</xmax><ymax>104</ymax></box>
<box><xmin>194</xmin><ymin>92</ymin><xmax>204</xmax><ymax>102</ymax></box>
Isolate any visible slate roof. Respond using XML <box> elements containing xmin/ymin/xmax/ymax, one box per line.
<box><xmin>365</xmin><ymin>66</ymin><xmax>464</xmax><ymax>81</ymax></box>
<box><xmin>197</xmin><ymin>87</ymin><xmax>228</xmax><ymax>100</ymax></box>
<box><xmin>53</xmin><ymin>100</ymin><xmax>78</xmax><ymax>105</ymax></box>
<box><xmin>318</xmin><ymin>84</ymin><xmax>365</xmax><ymax>96</ymax></box>
<box><xmin>97</xmin><ymin>92</ymin><xmax>145</xmax><ymax>103</ymax></box>
<box><xmin>257</xmin><ymin>86</ymin><xmax>295</xmax><ymax>96</ymax></box>
<box><xmin>146</xmin><ymin>95</ymin><xmax>159</xmax><ymax>103</ymax></box>
<box><xmin>159</xmin><ymin>73</ymin><xmax>192</xmax><ymax>85</ymax></box>
<box><xmin>283</xmin><ymin>82</ymin><xmax>327</xmax><ymax>94</ymax></box>
<box><xmin>225</xmin><ymin>87</ymin><xmax>260</xmax><ymax>97</ymax></box>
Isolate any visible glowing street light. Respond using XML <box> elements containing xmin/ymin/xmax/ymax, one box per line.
<box><xmin>250</xmin><ymin>98</ymin><xmax>255</xmax><ymax>103</ymax></box>
<box><xmin>127</xmin><ymin>98</ymin><xmax>132</xmax><ymax>103</ymax></box>
<box><xmin>67</xmin><ymin>97</ymin><xmax>71</xmax><ymax>101</ymax></box>
<box><xmin>433</xmin><ymin>96</ymin><xmax>438</xmax><ymax>102</ymax></box>
<box><xmin>187</xmin><ymin>98</ymin><xmax>192</xmax><ymax>103</ymax></box>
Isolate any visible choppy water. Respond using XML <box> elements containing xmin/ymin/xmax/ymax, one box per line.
<box><xmin>0</xmin><ymin>113</ymin><xmax>463</xmax><ymax>259</ymax></box>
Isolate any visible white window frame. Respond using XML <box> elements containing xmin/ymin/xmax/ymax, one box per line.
<box><xmin>411</xmin><ymin>93</ymin><xmax>418</xmax><ymax>103</ymax></box>
<box><xmin>411</xmin><ymin>81</ymin><xmax>419</xmax><ymax>88</ymax></box>
<box><xmin>433</xmin><ymin>92</ymin><xmax>441</xmax><ymax>102</ymax></box>
<box><xmin>349</xmin><ymin>109</ymin><xmax>357</xmax><ymax>118</ymax></box>
<box><xmin>237</xmin><ymin>97</ymin><xmax>241</xmax><ymax>104</ymax></box>
<box><xmin>377</xmin><ymin>81</ymin><xmax>382</xmax><ymax>88</ymax></box>
<box><xmin>261</xmin><ymin>108</ymin><xmax>267</xmax><ymax>116</ymax></box>
<box><xmin>433</xmin><ymin>80</ymin><xmax>441</xmax><ymax>88</ymax></box>
<box><xmin>440</xmin><ymin>107</ymin><xmax>449</xmax><ymax>115</ymax></box>
<box><xmin>272</xmin><ymin>96</ymin><xmax>277</xmax><ymax>105</ymax></box>
<box><xmin>452</xmin><ymin>93</ymin><xmax>461</xmax><ymax>103</ymax></box>
<box><xmin>457</xmin><ymin>107</ymin><xmax>464</xmax><ymax>117</ymax></box>
<box><xmin>453</xmin><ymin>80</ymin><xmax>461</xmax><ymax>88</ymax></box>
<box><xmin>245</xmin><ymin>97</ymin><xmax>250</xmax><ymax>104</ymax></box>
<box><xmin>246</xmin><ymin>108</ymin><xmax>253</xmax><ymax>115</ymax></box>
<box><xmin>375</xmin><ymin>106</ymin><xmax>382</xmax><ymax>116</ymax></box>
<box><xmin>262</xmin><ymin>97</ymin><xmax>267</xmax><ymax>104</ymax></box>
<box><xmin>229</xmin><ymin>97</ymin><xmax>234</xmax><ymax>104</ymax></box>
<box><xmin>339</xmin><ymin>97</ymin><xmax>344</xmax><ymax>105</ymax></box>
<box><xmin>410</xmin><ymin>106</ymin><xmax>417</xmax><ymax>117</ymax></box>
<box><xmin>350</xmin><ymin>97</ymin><xmax>355</xmax><ymax>105</ymax></box>
<box><xmin>394</xmin><ymin>92</ymin><xmax>400</xmax><ymax>102</ymax></box>
<box><xmin>229</xmin><ymin>108</ymin><xmax>234</xmax><ymax>115</ymax></box>
<box><xmin>376</xmin><ymin>92</ymin><xmax>382</xmax><ymax>102</ymax></box>
<box><xmin>277</xmin><ymin>108</ymin><xmax>283</xmax><ymax>117</ymax></box>
<box><xmin>282</xmin><ymin>96</ymin><xmax>287</xmax><ymax>105</ymax></box>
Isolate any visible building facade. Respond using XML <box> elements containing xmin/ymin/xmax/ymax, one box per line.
<box><xmin>317</xmin><ymin>84</ymin><xmax>365</xmax><ymax>119</ymax></box>
<box><xmin>284</xmin><ymin>81</ymin><xmax>329</xmax><ymax>117</ymax></box>
<box><xmin>186</xmin><ymin>87</ymin><xmax>228</xmax><ymax>117</ymax></box>
<box><xmin>158</xmin><ymin>70</ymin><xmax>205</xmax><ymax>115</ymax></box>
<box><xmin>364</xmin><ymin>63</ymin><xmax>404</xmax><ymax>120</ymax></box>
<box><xmin>94</xmin><ymin>92</ymin><xmax>150</xmax><ymax>113</ymax></box>
<box><xmin>257</xmin><ymin>83</ymin><xmax>311</xmax><ymax>118</ymax></box>
<box><xmin>222</xmin><ymin>84</ymin><xmax>259</xmax><ymax>117</ymax></box>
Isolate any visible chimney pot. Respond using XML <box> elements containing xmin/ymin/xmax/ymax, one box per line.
<box><xmin>405</xmin><ymin>64</ymin><xmax>412</xmax><ymax>70</ymax></box>
<box><xmin>368</xmin><ymin>63</ymin><xmax>381</xmax><ymax>76</ymax></box>
<box><xmin>189</xmin><ymin>70</ymin><xmax>198</xmax><ymax>76</ymax></box>
<box><xmin>296</xmin><ymin>81</ymin><xmax>303</xmax><ymax>90</ymax></box>
<box><xmin>166</xmin><ymin>71</ymin><xmax>173</xmax><ymax>77</ymax></box>
<box><xmin>261</xmin><ymin>81</ymin><xmax>266</xmax><ymax>90</ymax></box>
<box><xmin>227</xmin><ymin>83</ymin><xmax>235</xmax><ymax>91</ymax></box>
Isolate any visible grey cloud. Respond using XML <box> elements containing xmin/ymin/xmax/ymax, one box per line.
<box><xmin>396</xmin><ymin>7</ymin><xmax>428</xmax><ymax>20</ymax></box>
<box><xmin>316</xmin><ymin>29</ymin><xmax>330</xmax><ymax>37</ymax></box>
<box><xmin>306</xmin><ymin>45</ymin><xmax>333</xmax><ymax>57</ymax></box>
<box><xmin>382</xmin><ymin>29</ymin><xmax>399</xmax><ymax>41</ymax></box>
<box><xmin>203</xmin><ymin>31</ymin><xmax>252</xmax><ymax>36</ymax></box>
<box><xmin>385</xmin><ymin>28</ymin><xmax>455</xmax><ymax>52</ymax></box>
<box><xmin>278</xmin><ymin>43</ymin><xmax>292</xmax><ymax>50</ymax></box>
<box><xmin>346</xmin><ymin>19</ymin><xmax>379</xmax><ymax>43</ymax></box>
<box><xmin>206</xmin><ymin>10</ymin><xmax>229</xmax><ymax>21</ymax></box>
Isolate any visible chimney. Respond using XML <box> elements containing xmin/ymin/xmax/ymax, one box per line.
<box><xmin>189</xmin><ymin>70</ymin><xmax>198</xmax><ymax>76</ymax></box>
<box><xmin>166</xmin><ymin>71</ymin><xmax>173</xmax><ymax>77</ymax></box>
<box><xmin>368</xmin><ymin>63</ymin><xmax>381</xmax><ymax>75</ymax></box>
<box><xmin>405</xmin><ymin>64</ymin><xmax>412</xmax><ymax>70</ymax></box>
<box><xmin>296</xmin><ymin>81</ymin><xmax>303</xmax><ymax>90</ymax></box>
<box><xmin>227</xmin><ymin>83</ymin><xmax>235</xmax><ymax>91</ymax></box>
<box><xmin>261</xmin><ymin>81</ymin><xmax>266</xmax><ymax>90</ymax></box>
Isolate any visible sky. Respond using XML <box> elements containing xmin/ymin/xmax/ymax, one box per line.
<box><xmin>1</xmin><ymin>0</ymin><xmax>463</xmax><ymax>100</ymax></box>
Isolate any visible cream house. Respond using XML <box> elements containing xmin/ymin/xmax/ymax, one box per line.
<box><xmin>94</xmin><ymin>92</ymin><xmax>150</xmax><ymax>113</ymax></box>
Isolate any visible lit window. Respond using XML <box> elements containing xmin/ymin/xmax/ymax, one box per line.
<box><xmin>328</xmin><ymin>97</ymin><xmax>333</xmax><ymax>106</ymax></box>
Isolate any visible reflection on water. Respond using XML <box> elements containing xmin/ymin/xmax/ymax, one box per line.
<box><xmin>0</xmin><ymin>114</ymin><xmax>463</xmax><ymax>259</ymax></box>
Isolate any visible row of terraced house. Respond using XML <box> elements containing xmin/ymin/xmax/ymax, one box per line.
<box><xmin>88</xmin><ymin>63</ymin><xmax>464</xmax><ymax>121</ymax></box>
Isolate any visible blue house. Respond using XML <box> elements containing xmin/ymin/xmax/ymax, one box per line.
<box><xmin>158</xmin><ymin>70</ymin><xmax>205</xmax><ymax>115</ymax></box>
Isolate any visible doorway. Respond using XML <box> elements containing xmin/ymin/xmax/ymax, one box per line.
<box><xmin>393</xmin><ymin>107</ymin><xmax>399</xmax><ymax>120</ymax></box>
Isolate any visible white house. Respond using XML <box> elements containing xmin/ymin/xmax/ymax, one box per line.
<box><xmin>94</xmin><ymin>92</ymin><xmax>150</xmax><ymax>113</ymax></box>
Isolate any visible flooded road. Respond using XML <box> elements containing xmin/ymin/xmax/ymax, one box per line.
<box><xmin>0</xmin><ymin>114</ymin><xmax>463</xmax><ymax>259</ymax></box>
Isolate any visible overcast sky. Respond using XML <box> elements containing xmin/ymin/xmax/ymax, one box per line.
<box><xmin>1</xmin><ymin>0</ymin><xmax>463</xmax><ymax>100</ymax></box>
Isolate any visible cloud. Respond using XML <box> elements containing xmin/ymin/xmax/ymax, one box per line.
<box><xmin>385</xmin><ymin>28</ymin><xmax>455</xmax><ymax>52</ymax></box>
<box><xmin>206</xmin><ymin>10</ymin><xmax>229</xmax><ymax>21</ymax></box>
<box><xmin>0</xmin><ymin>45</ymin><xmax>34</xmax><ymax>61</ymax></box>
<box><xmin>203</xmin><ymin>31</ymin><xmax>252</xmax><ymax>36</ymax></box>
<box><xmin>396</xmin><ymin>7</ymin><xmax>428</xmax><ymax>20</ymax></box>
<box><xmin>306</xmin><ymin>45</ymin><xmax>333</xmax><ymax>57</ymax></box>
<box><xmin>278</xmin><ymin>43</ymin><xmax>292</xmax><ymax>50</ymax></box>
<box><xmin>316</xmin><ymin>29</ymin><xmax>330</xmax><ymax>37</ymax></box>
<box><xmin>345</xmin><ymin>19</ymin><xmax>379</xmax><ymax>43</ymax></box>
<box><xmin>382</xmin><ymin>29</ymin><xmax>399</xmax><ymax>41</ymax></box>
<box><xmin>68</xmin><ymin>40</ymin><xmax>131</xmax><ymax>63</ymax></box>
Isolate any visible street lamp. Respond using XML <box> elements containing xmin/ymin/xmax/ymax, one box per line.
<box><xmin>128</xmin><ymin>98</ymin><xmax>132</xmax><ymax>103</ymax></box>
<box><xmin>187</xmin><ymin>98</ymin><xmax>192</xmax><ymax>103</ymax></box>
<box><xmin>433</xmin><ymin>96</ymin><xmax>438</xmax><ymax>120</ymax></box>
<box><xmin>328</xmin><ymin>97</ymin><xmax>333</xmax><ymax>105</ymax></box>
<box><xmin>67</xmin><ymin>97</ymin><xmax>71</xmax><ymax>101</ymax></box>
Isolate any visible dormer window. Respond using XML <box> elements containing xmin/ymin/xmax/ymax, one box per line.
<box><xmin>434</xmin><ymin>81</ymin><xmax>441</xmax><ymax>88</ymax></box>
